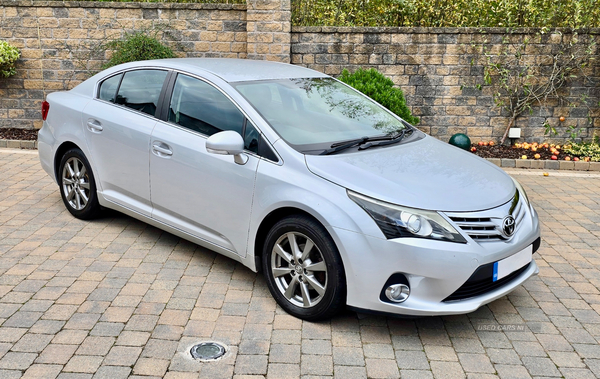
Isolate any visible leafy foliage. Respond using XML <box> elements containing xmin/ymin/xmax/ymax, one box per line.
<box><xmin>338</xmin><ymin>68</ymin><xmax>419</xmax><ymax>125</ymax></box>
<box><xmin>103</xmin><ymin>30</ymin><xmax>176</xmax><ymax>69</ymax></box>
<box><xmin>292</xmin><ymin>0</ymin><xmax>600</xmax><ymax>27</ymax></box>
<box><xmin>467</xmin><ymin>32</ymin><xmax>596</xmax><ymax>144</ymax></box>
<box><xmin>564</xmin><ymin>139</ymin><xmax>600</xmax><ymax>162</ymax></box>
<box><xmin>63</xmin><ymin>0</ymin><xmax>244</xmax><ymax>3</ymax></box>
<box><xmin>0</xmin><ymin>41</ymin><xmax>20</xmax><ymax>79</ymax></box>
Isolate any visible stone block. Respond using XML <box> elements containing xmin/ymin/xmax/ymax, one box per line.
<box><xmin>211</xmin><ymin>42</ymin><xmax>231</xmax><ymax>53</ymax></box>
<box><xmin>21</xmin><ymin>141</ymin><xmax>36</xmax><ymax>149</ymax></box>
<box><xmin>199</xmin><ymin>31</ymin><xmax>218</xmax><ymax>42</ymax></box>
<box><xmin>58</xmin><ymin>18</ymin><xmax>81</xmax><ymax>29</ymax></box>
<box><xmin>559</xmin><ymin>161</ymin><xmax>575</xmax><ymax>170</ymax></box>
<box><xmin>223</xmin><ymin>20</ymin><xmax>246</xmax><ymax>32</ymax></box>
<box><xmin>515</xmin><ymin>159</ymin><xmax>531</xmax><ymax>168</ymax></box>
<box><xmin>115</xmin><ymin>8</ymin><xmax>142</xmax><ymax>19</ymax></box>
<box><xmin>248</xmin><ymin>32</ymin><xmax>274</xmax><ymax>43</ymax></box>
<box><xmin>443</xmin><ymin>55</ymin><xmax>459</xmax><ymax>65</ymax></box>
<box><xmin>501</xmin><ymin>159</ymin><xmax>516</xmax><ymax>168</ymax></box>
<box><xmin>573</xmin><ymin>161</ymin><xmax>590</xmax><ymax>171</ymax></box>
<box><xmin>530</xmin><ymin>160</ymin><xmax>545</xmax><ymax>169</ymax></box>
<box><xmin>5</xmin><ymin>7</ymin><xmax>18</xmax><ymax>17</ymax></box>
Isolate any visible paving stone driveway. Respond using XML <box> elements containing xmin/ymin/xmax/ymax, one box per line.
<box><xmin>1</xmin><ymin>148</ymin><xmax>600</xmax><ymax>379</ymax></box>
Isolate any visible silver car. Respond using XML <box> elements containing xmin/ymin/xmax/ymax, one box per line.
<box><xmin>38</xmin><ymin>59</ymin><xmax>540</xmax><ymax>320</ymax></box>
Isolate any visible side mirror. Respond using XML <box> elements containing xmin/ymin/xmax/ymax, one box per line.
<box><xmin>206</xmin><ymin>130</ymin><xmax>248</xmax><ymax>165</ymax></box>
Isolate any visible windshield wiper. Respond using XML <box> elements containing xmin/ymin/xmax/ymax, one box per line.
<box><xmin>320</xmin><ymin>128</ymin><xmax>412</xmax><ymax>155</ymax></box>
<box><xmin>358</xmin><ymin>128</ymin><xmax>412</xmax><ymax>151</ymax></box>
<box><xmin>320</xmin><ymin>136</ymin><xmax>371</xmax><ymax>155</ymax></box>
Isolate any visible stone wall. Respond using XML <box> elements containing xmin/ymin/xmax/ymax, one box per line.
<box><xmin>1</xmin><ymin>0</ymin><xmax>599</xmax><ymax>144</ymax></box>
<box><xmin>292</xmin><ymin>27</ymin><xmax>600</xmax><ymax>143</ymax></box>
<box><xmin>0</xmin><ymin>0</ymin><xmax>251</xmax><ymax>129</ymax></box>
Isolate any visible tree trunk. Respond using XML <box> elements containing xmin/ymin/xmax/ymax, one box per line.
<box><xmin>500</xmin><ymin>114</ymin><xmax>518</xmax><ymax>145</ymax></box>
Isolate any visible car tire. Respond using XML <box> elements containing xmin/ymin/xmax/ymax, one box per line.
<box><xmin>262</xmin><ymin>215</ymin><xmax>346</xmax><ymax>321</ymax></box>
<box><xmin>58</xmin><ymin>148</ymin><xmax>101</xmax><ymax>220</ymax></box>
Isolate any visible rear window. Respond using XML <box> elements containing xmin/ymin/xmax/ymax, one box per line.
<box><xmin>98</xmin><ymin>74</ymin><xmax>122</xmax><ymax>103</ymax></box>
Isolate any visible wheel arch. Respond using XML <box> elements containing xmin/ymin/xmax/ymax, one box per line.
<box><xmin>53</xmin><ymin>141</ymin><xmax>84</xmax><ymax>183</ymax></box>
<box><xmin>254</xmin><ymin>207</ymin><xmax>311</xmax><ymax>272</ymax></box>
<box><xmin>253</xmin><ymin>207</ymin><xmax>341</xmax><ymax>274</ymax></box>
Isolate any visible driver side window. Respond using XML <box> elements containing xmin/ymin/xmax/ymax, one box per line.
<box><xmin>168</xmin><ymin>74</ymin><xmax>245</xmax><ymax>137</ymax></box>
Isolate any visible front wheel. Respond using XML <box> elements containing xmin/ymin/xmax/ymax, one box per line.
<box><xmin>58</xmin><ymin>148</ymin><xmax>101</xmax><ymax>220</ymax></box>
<box><xmin>262</xmin><ymin>215</ymin><xmax>346</xmax><ymax>321</ymax></box>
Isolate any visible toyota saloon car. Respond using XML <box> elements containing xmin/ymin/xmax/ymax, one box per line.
<box><xmin>38</xmin><ymin>58</ymin><xmax>541</xmax><ymax>320</ymax></box>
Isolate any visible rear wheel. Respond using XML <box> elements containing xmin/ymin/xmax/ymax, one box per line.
<box><xmin>262</xmin><ymin>215</ymin><xmax>346</xmax><ymax>320</ymax></box>
<box><xmin>59</xmin><ymin>148</ymin><xmax>101</xmax><ymax>220</ymax></box>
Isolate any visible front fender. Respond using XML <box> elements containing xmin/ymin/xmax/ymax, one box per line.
<box><xmin>247</xmin><ymin>153</ymin><xmax>383</xmax><ymax>272</ymax></box>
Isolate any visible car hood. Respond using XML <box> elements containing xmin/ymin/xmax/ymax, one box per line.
<box><xmin>305</xmin><ymin>136</ymin><xmax>515</xmax><ymax>212</ymax></box>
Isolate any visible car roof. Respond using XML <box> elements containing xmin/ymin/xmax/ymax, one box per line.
<box><xmin>124</xmin><ymin>58</ymin><xmax>329</xmax><ymax>83</ymax></box>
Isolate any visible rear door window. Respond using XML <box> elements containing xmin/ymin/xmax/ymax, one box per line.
<box><xmin>115</xmin><ymin>70</ymin><xmax>168</xmax><ymax>117</ymax></box>
<box><xmin>98</xmin><ymin>73</ymin><xmax>123</xmax><ymax>103</ymax></box>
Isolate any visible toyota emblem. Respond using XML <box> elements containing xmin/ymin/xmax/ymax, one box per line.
<box><xmin>501</xmin><ymin>215</ymin><xmax>516</xmax><ymax>238</ymax></box>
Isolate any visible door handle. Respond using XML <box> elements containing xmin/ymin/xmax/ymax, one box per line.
<box><xmin>152</xmin><ymin>143</ymin><xmax>173</xmax><ymax>157</ymax></box>
<box><xmin>86</xmin><ymin>119</ymin><xmax>103</xmax><ymax>132</ymax></box>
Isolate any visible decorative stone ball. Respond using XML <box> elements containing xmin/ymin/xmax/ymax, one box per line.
<box><xmin>448</xmin><ymin>133</ymin><xmax>471</xmax><ymax>151</ymax></box>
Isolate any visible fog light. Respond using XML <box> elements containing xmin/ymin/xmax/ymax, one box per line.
<box><xmin>385</xmin><ymin>284</ymin><xmax>410</xmax><ymax>303</ymax></box>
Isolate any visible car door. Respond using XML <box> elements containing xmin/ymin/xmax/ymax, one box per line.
<box><xmin>82</xmin><ymin>69</ymin><xmax>169</xmax><ymax>216</ymax></box>
<box><xmin>149</xmin><ymin>73</ymin><xmax>261</xmax><ymax>255</ymax></box>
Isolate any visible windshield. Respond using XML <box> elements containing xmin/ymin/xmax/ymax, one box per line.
<box><xmin>231</xmin><ymin>78</ymin><xmax>408</xmax><ymax>152</ymax></box>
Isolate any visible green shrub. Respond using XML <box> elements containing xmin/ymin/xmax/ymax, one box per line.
<box><xmin>338</xmin><ymin>68</ymin><xmax>419</xmax><ymax>125</ymax></box>
<box><xmin>0</xmin><ymin>41</ymin><xmax>20</xmax><ymax>79</ymax></box>
<box><xmin>292</xmin><ymin>0</ymin><xmax>600</xmax><ymax>27</ymax></box>
<box><xmin>564</xmin><ymin>140</ymin><xmax>600</xmax><ymax>162</ymax></box>
<box><xmin>103</xmin><ymin>31</ymin><xmax>176</xmax><ymax>69</ymax></box>
<box><xmin>61</xmin><ymin>0</ymin><xmax>245</xmax><ymax>3</ymax></box>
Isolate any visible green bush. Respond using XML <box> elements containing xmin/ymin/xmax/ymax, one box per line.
<box><xmin>564</xmin><ymin>140</ymin><xmax>600</xmax><ymax>162</ymax></box>
<box><xmin>61</xmin><ymin>0</ymin><xmax>245</xmax><ymax>3</ymax></box>
<box><xmin>338</xmin><ymin>68</ymin><xmax>419</xmax><ymax>125</ymax></box>
<box><xmin>0</xmin><ymin>41</ymin><xmax>20</xmax><ymax>79</ymax></box>
<box><xmin>103</xmin><ymin>31</ymin><xmax>176</xmax><ymax>69</ymax></box>
<box><xmin>292</xmin><ymin>0</ymin><xmax>600</xmax><ymax>27</ymax></box>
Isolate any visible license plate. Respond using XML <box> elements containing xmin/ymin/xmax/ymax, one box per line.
<box><xmin>493</xmin><ymin>245</ymin><xmax>532</xmax><ymax>282</ymax></box>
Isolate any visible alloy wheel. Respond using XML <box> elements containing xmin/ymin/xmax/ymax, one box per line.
<box><xmin>62</xmin><ymin>157</ymin><xmax>91</xmax><ymax>211</ymax></box>
<box><xmin>270</xmin><ymin>232</ymin><xmax>328</xmax><ymax>308</ymax></box>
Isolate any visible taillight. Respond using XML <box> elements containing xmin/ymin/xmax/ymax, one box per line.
<box><xmin>41</xmin><ymin>101</ymin><xmax>50</xmax><ymax>121</ymax></box>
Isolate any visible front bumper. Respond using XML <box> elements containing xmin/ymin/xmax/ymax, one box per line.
<box><xmin>331</xmin><ymin>204</ymin><xmax>541</xmax><ymax>317</ymax></box>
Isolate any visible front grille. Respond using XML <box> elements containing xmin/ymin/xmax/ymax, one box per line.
<box><xmin>443</xmin><ymin>262</ymin><xmax>531</xmax><ymax>302</ymax></box>
<box><xmin>446</xmin><ymin>191</ymin><xmax>526</xmax><ymax>241</ymax></box>
<box><xmin>449</xmin><ymin>216</ymin><xmax>498</xmax><ymax>240</ymax></box>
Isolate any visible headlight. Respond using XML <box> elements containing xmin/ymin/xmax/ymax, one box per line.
<box><xmin>348</xmin><ymin>190</ymin><xmax>467</xmax><ymax>243</ymax></box>
<box><xmin>511</xmin><ymin>178</ymin><xmax>530</xmax><ymax>206</ymax></box>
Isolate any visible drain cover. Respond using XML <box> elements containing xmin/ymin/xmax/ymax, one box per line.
<box><xmin>190</xmin><ymin>342</ymin><xmax>226</xmax><ymax>360</ymax></box>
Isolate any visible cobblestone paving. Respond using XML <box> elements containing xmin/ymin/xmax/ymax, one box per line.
<box><xmin>1</xmin><ymin>148</ymin><xmax>600</xmax><ymax>379</ymax></box>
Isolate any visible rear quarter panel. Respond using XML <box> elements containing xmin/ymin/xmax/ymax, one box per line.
<box><xmin>43</xmin><ymin>91</ymin><xmax>93</xmax><ymax>181</ymax></box>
